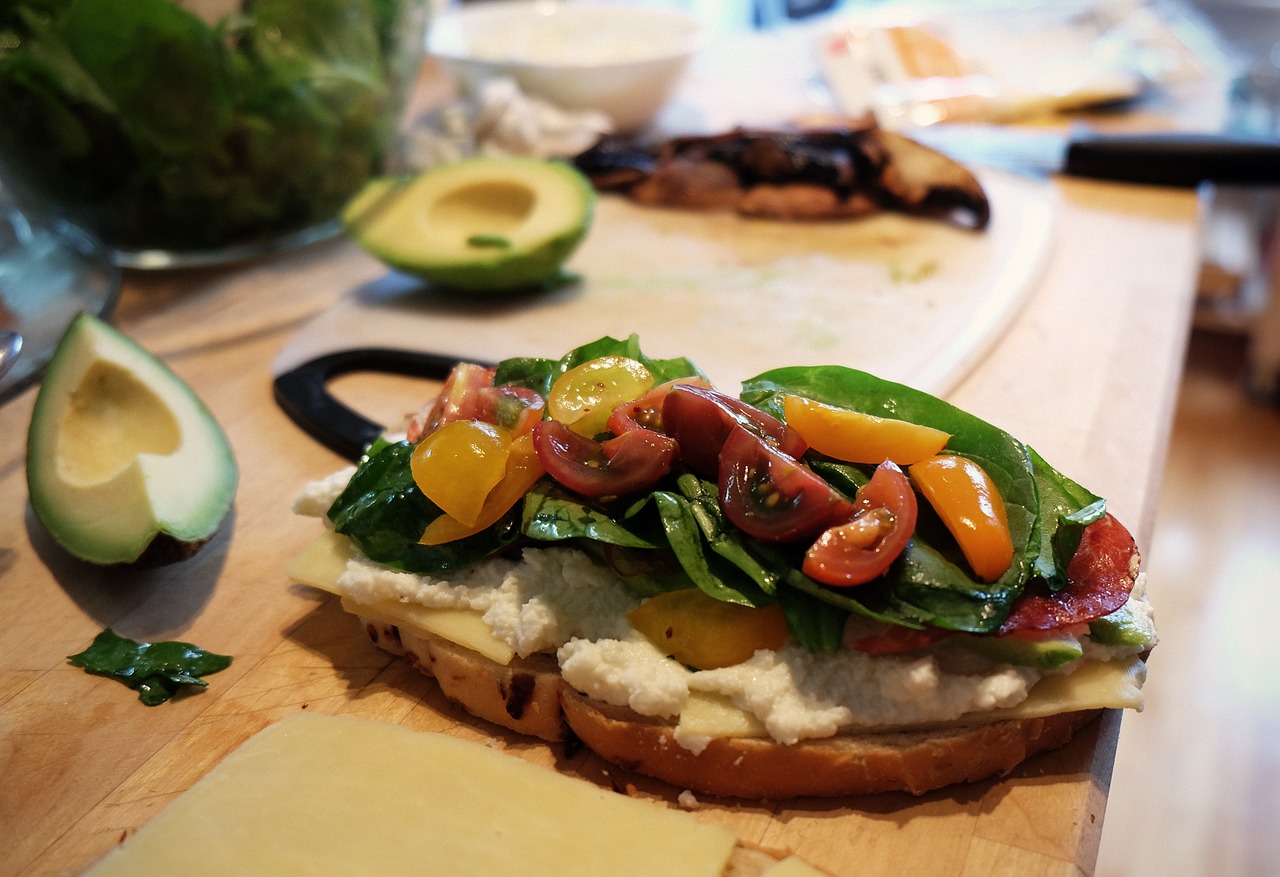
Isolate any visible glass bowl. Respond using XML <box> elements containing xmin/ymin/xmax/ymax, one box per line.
<box><xmin>0</xmin><ymin>0</ymin><xmax>430</xmax><ymax>268</ymax></box>
<box><xmin>0</xmin><ymin>194</ymin><xmax>120</xmax><ymax>404</ymax></box>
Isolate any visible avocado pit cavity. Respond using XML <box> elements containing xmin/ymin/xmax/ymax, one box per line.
<box><xmin>433</xmin><ymin>180</ymin><xmax>535</xmax><ymax>248</ymax></box>
<box><xmin>58</xmin><ymin>361</ymin><xmax>181</xmax><ymax>486</ymax></box>
<box><xmin>344</xmin><ymin>156</ymin><xmax>596</xmax><ymax>294</ymax></box>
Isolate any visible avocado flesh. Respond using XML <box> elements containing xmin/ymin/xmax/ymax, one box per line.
<box><xmin>26</xmin><ymin>314</ymin><xmax>238</xmax><ymax>565</ymax></box>
<box><xmin>344</xmin><ymin>156</ymin><xmax>595</xmax><ymax>293</ymax></box>
<box><xmin>959</xmin><ymin>631</ymin><xmax>1085</xmax><ymax>670</ymax></box>
<box><xmin>1089</xmin><ymin>603</ymin><xmax>1157</xmax><ymax>647</ymax></box>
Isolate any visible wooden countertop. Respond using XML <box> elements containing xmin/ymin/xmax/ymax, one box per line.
<box><xmin>0</xmin><ymin>170</ymin><xmax>1199</xmax><ymax>877</ymax></box>
<box><xmin>0</xmin><ymin>21</ymin><xmax>1209</xmax><ymax>871</ymax></box>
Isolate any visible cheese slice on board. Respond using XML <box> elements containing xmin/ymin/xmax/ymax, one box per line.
<box><xmin>84</xmin><ymin>712</ymin><xmax>741</xmax><ymax>877</ymax></box>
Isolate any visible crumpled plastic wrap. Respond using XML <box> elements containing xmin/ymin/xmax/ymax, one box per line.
<box><xmin>403</xmin><ymin>77</ymin><xmax>614</xmax><ymax>169</ymax></box>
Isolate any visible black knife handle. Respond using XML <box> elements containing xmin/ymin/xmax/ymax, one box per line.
<box><xmin>273</xmin><ymin>348</ymin><xmax>485</xmax><ymax>460</ymax></box>
<box><xmin>1065</xmin><ymin>133</ymin><xmax>1280</xmax><ymax>187</ymax></box>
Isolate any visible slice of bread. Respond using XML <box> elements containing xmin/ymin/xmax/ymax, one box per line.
<box><xmin>360</xmin><ymin>616</ymin><xmax>1099</xmax><ymax>799</ymax></box>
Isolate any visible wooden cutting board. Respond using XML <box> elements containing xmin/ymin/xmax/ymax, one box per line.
<box><xmin>274</xmin><ymin>171</ymin><xmax>1054</xmax><ymax>398</ymax></box>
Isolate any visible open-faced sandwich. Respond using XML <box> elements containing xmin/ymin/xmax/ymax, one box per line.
<box><xmin>289</xmin><ymin>335</ymin><xmax>1156</xmax><ymax>799</ymax></box>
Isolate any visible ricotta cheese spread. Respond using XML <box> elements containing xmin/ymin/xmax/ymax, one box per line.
<box><xmin>298</xmin><ymin>473</ymin><xmax>1152</xmax><ymax>751</ymax></box>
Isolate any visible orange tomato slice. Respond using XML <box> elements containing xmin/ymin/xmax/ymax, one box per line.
<box><xmin>411</xmin><ymin>420</ymin><xmax>511</xmax><ymax>526</ymax></box>
<box><xmin>628</xmin><ymin>588</ymin><xmax>789</xmax><ymax>670</ymax></box>
<box><xmin>908</xmin><ymin>453</ymin><xmax>1013</xmax><ymax>582</ymax></box>
<box><xmin>420</xmin><ymin>434</ymin><xmax>545</xmax><ymax>545</ymax></box>
<box><xmin>782</xmin><ymin>395</ymin><xmax>950</xmax><ymax>465</ymax></box>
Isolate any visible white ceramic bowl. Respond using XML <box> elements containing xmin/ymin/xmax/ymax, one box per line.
<box><xmin>427</xmin><ymin>1</ymin><xmax>702</xmax><ymax>132</ymax></box>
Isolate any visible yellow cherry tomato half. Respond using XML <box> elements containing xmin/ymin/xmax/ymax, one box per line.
<box><xmin>420</xmin><ymin>433</ymin><xmax>545</xmax><ymax>545</ymax></box>
<box><xmin>547</xmin><ymin>356</ymin><xmax>654</xmax><ymax>437</ymax></box>
<box><xmin>628</xmin><ymin>588</ymin><xmax>789</xmax><ymax>670</ymax></box>
<box><xmin>908</xmin><ymin>454</ymin><xmax>1014</xmax><ymax>582</ymax></box>
<box><xmin>411</xmin><ymin>420</ymin><xmax>511</xmax><ymax>526</ymax></box>
<box><xmin>782</xmin><ymin>395</ymin><xmax>950</xmax><ymax>466</ymax></box>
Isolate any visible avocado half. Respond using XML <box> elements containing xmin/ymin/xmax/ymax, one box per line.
<box><xmin>26</xmin><ymin>313</ymin><xmax>238</xmax><ymax>566</ymax></box>
<box><xmin>343</xmin><ymin>156</ymin><xmax>596</xmax><ymax>293</ymax></box>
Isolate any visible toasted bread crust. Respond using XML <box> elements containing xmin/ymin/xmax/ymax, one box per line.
<box><xmin>561</xmin><ymin>686</ymin><xmax>1096</xmax><ymax>797</ymax></box>
<box><xmin>363</xmin><ymin>620</ymin><xmax>568</xmax><ymax>741</ymax></box>
<box><xmin>358</xmin><ymin>616</ymin><xmax>1100</xmax><ymax>799</ymax></box>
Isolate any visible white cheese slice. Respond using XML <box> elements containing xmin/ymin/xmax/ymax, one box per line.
<box><xmin>678</xmin><ymin>690</ymin><xmax>768</xmax><ymax>739</ymax></box>
<box><xmin>285</xmin><ymin>530</ymin><xmax>356</xmax><ymax>596</ymax></box>
<box><xmin>287</xmin><ymin>533</ymin><xmax>515</xmax><ymax>665</ymax></box>
<box><xmin>340</xmin><ymin>596</ymin><xmax>516</xmax><ymax>665</ymax></box>
<box><xmin>979</xmin><ymin>656</ymin><xmax>1147</xmax><ymax>721</ymax></box>
<box><xmin>84</xmin><ymin>712</ymin><xmax>741</xmax><ymax>877</ymax></box>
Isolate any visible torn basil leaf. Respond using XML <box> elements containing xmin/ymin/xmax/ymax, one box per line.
<box><xmin>67</xmin><ymin>628</ymin><xmax>232</xmax><ymax>706</ymax></box>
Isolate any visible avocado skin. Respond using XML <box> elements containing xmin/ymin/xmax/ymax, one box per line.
<box><xmin>381</xmin><ymin>228</ymin><xmax>589</xmax><ymax>293</ymax></box>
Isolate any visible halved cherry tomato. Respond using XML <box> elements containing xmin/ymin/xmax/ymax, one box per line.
<box><xmin>532</xmin><ymin>419</ymin><xmax>677</xmax><ymax>498</ymax></box>
<box><xmin>410</xmin><ymin>420</ymin><xmax>510</xmax><ymax>526</ymax></box>
<box><xmin>607</xmin><ymin>376</ymin><xmax>713</xmax><ymax>435</ymax></box>
<box><xmin>909</xmin><ymin>453</ymin><xmax>1013</xmax><ymax>583</ymax></box>
<box><xmin>407</xmin><ymin>362</ymin><xmax>497</xmax><ymax>441</ymax></box>
<box><xmin>477</xmin><ymin>384</ymin><xmax>545</xmax><ymax>437</ymax></box>
<box><xmin>782</xmin><ymin>394</ymin><xmax>950</xmax><ymax>465</ymax></box>
<box><xmin>663</xmin><ymin>384</ymin><xmax>808</xmax><ymax>478</ymax></box>
<box><xmin>719</xmin><ymin>426</ymin><xmax>854</xmax><ymax>542</ymax></box>
<box><xmin>628</xmin><ymin>588</ymin><xmax>789</xmax><ymax>669</ymax></box>
<box><xmin>802</xmin><ymin>460</ymin><xmax>918</xmax><ymax>586</ymax></box>
<box><xmin>419</xmin><ymin>434</ymin><xmax>545</xmax><ymax>545</ymax></box>
<box><xmin>547</xmin><ymin>356</ymin><xmax>654</xmax><ymax>437</ymax></box>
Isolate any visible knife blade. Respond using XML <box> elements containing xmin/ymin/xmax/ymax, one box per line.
<box><xmin>906</xmin><ymin>124</ymin><xmax>1280</xmax><ymax>187</ymax></box>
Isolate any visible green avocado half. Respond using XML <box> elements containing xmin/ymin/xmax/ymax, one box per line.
<box><xmin>343</xmin><ymin>155</ymin><xmax>596</xmax><ymax>293</ymax></box>
<box><xmin>26</xmin><ymin>313</ymin><xmax>238</xmax><ymax>566</ymax></box>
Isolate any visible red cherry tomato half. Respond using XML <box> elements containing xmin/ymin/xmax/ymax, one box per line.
<box><xmin>802</xmin><ymin>460</ymin><xmax>918</xmax><ymax>587</ymax></box>
<box><xmin>532</xmin><ymin>419</ymin><xmax>678</xmax><ymax>498</ymax></box>
<box><xmin>406</xmin><ymin>362</ymin><xmax>498</xmax><ymax>442</ymax></box>
<box><xmin>718</xmin><ymin>426</ymin><xmax>854</xmax><ymax>542</ymax></box>
<box><xmin>607</xmin><ymin>376</ymin><xmax>713</xmax><ymax>435</ymax></box>
<box><xmin>663</xmin><ymin>384</ymin><xmax>809</xmax><ymax>478</ymax></box>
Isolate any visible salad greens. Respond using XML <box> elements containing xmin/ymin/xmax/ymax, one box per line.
<box><xmin>68</xmin><ymin>628</ymin><xmax>232</xmax><ymax>706</ymax></box>
<box><xmin>327</xmin><ymin>336</ymin><xmax>1105</xmax><ymax>651</ymax></box>
<box><xmin>0</xmin><ymin>0</ymin><xmax>424</xmax><ymax>253</ymax></box>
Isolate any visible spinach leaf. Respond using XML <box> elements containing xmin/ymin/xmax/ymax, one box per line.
<box><xmin>1028</xmin><ymin>447</ymin><xmax>1106</xmax><ymax>590</ymax></box>
<box><xmin>782</xmin><ymin>569</ymin><xmax>922</xmax><ymax>627</ymax></box>
<box><xmin>775</xmin><ymin>585</ymin><xmax>849</xmax><ymax>653</ymax></box>
<box><xmin>642</xmin><ymin>489</ymin><xmax>772</xmax><ymax>608</ymax></box>
<box><xmin>521</xmin><ymin>482</ymin><xmax>660</xmax><ymax>548</ymax></box>
<box><xmin>327</xmin><ymin>441</ymin><xmax>519</xmax><ymax>573</ymax></box>
<box><xmin>672</xmin><ymin>473</ymin><xmax>784</xmax><ymax>596</ymax></box>
<box><xmin>68</xmin><ymin>628</ymin><xmax>232</xmax><ymax>706</ymax></box>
